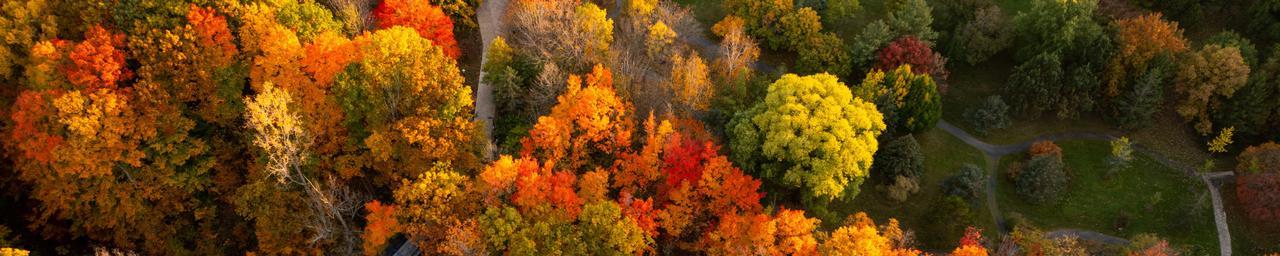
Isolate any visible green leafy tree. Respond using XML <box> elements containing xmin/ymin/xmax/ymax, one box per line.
<box><xmin>1112</xmin><ymin>55</ymin><xmax>1172</xmax><ymax>129</ymax></box>
<box><xmin>850</xmin><ymin>20</ymin><xmax>894</xmax><ymax>70</ymax></box>
<box><xmin>823</xmin><ymin>0</ymin><xmax>859</xmax><ymax>21</ymax></box>
<box><xmin>872</xmin><ymin>135</ymin><xmax>924</xmax><ymax>184</ymax></box>
<box><xmin>1215</xmin><ymin>44</ymin><xmax>1280</xmax><ymax>145</ymax></box>
<box><xmin>1016</xmin><ymin>154</ymin><xmax>1068</xmax><ymax>204</ymax></box>
<box><xmin>1010</xmin><ymin>0</ymin><xmax>1111</xmax><ymax>120</ymax></box>
<box><xmin>963</xmin><ymin>95</ymin><xmax>1010</xmax><ymax>136</ymax></box>
<box><xmin>855</xmin><ymin>65</ymin><xmax>940</xmax><ymax>134</ymax></box>
<box><xmin>886</xmin><ymin>0</ymin><xmax>936</xmax><ymax>44</ymax></box>
<box><xmin>943</xmin><ymin>164</ymin><xmax>986</xmax><ymax>200</ymax></box>
<box><xmin>729</xmin><ymin>73</ymin><xmax>886</xmax><ymax>202</ymax></box>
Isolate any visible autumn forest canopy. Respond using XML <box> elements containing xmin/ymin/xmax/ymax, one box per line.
<box><xmin>0</xmin><ymin>0</ymin><xmax>1277</xmax><ymax>255</ymax></box>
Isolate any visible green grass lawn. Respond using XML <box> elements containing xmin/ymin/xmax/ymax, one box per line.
<box><xmin>1222</xmin><ymin>182</ymin><xmax>1280</xmax><ymax>255</ymax></box>
<box><xmin>995</xmin><ymin>140</ymin><xmax>1218</xmax><ymax>254</ymax></box>
<box><xmin>839</xmin><ymin>128</ymin><xmax>995</xmax><ymax>250</ymax></box>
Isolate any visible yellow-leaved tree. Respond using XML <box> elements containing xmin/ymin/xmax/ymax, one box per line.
<box><xmin>729</xmin><ymin>73</ymin><xmax>886</xmax><ymax>218</ymax></box>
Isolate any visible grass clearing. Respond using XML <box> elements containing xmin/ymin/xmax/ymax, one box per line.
<box><xmin>840</xmin><ymin>128</ymin><xmax>994</xmax><ymax>250</ymax></box>
<box><xmin>995</xmin><ymin>140</ymin><xmax>1218</xmax><ymax>254</ymax></box>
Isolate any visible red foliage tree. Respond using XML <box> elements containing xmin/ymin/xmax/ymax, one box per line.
<box><xmin>875</xmin><ymin>36</ymin><xmax>949</xmax><ymax>92</ymax></box>
<box><xmin>662</xmin><ymin>134</ymin><xmax>716</xmax><ymax>188</ymax></box>
<box><xmin>1236</xmin><ymin>142</ymin><xmax>1280</xmax><ymax>223</ymax></box>
<box><xmin>64</xmin><ymin>25</ymin><xmax>131</xmax><ymax>91</ymax></box>
<box><xmin>373</xmin><ymin>0</ymin><xmax>462</xmax><ymax>59</ymax></box>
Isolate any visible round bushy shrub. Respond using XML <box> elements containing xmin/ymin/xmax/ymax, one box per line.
<box><xmin>1015</xmin><ymin>155</ymin><xmax>1068</xmax><ymax>204</ymax></box>
<box><xmin>943</xmin><ymin>163</ymin><xmax>986</xmax><ymax>200</ymax></box>
<box><xmin>872</xmin><ymin>135</ymin><xmax>924</xmax><ymax>183</ymax></box>
<box><xmin>963</xmin><ymin>95</ymin><xmax>1010</xmax><ymax>136</ymax></box>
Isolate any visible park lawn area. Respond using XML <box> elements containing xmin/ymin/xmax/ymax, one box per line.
<box><xmin>995</xmin><ymin>140</ymin><xmax>1219</xmax><ymax>254</ymax></box>
<box><xmin>1222</xmin><ymin>182</ymin><xmax>1280</xmax><ymax>255</ymax></box>
<box><xmin>839</xmin><ymin>128</ymin><xmax>996</xmax><ymax>250</ymax></box>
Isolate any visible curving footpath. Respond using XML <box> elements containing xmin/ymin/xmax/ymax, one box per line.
<box><xmin>937</xmin><ymin>120</ymin><xmax>1233</xmax><ymax>255</ymax></box>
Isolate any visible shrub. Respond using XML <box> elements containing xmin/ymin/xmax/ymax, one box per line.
<box><xmin>943</xmin><ymin>164</ymin><xmax>986</xmax><ymax>200</ymax></box>
<box><xmin>1015</xmin><ymin>155</ymin><xmax>1068</xmax><ymax>204</ymax></box>
<box><xmin>1028</xmin><ymin>140</ymin><xmax>1062</xmax><ymax>160</ymax></box>
<box><xmin>963</xmin><ymin>95</ymin><xmax>1010</xmax><ymax>136</ymax></box>
<box><xmin>872</xmin><ymin>135</ymin><xmax>924</xmax><ymax>182</ymax></box>
<box><xmin>883</xmin><ymin>175</ymin><xmax>920</xmax><ymax>203</ymax></box>
<box><xmin>1108</xmin><ymin>137</ymin><xmax>1134</xmax><ymax>175</ymax></box>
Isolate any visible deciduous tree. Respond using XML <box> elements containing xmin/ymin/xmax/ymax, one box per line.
<box><xmin>876</xmin><ymin>36</ymin><xmax>949</xmax><ymax>92</ymax></box>
<box><xmin>1175</xmin><ymin>44</ymin><xmax>1250</xmax><ymax>135</ymax></box>
<box><xmin>668</xmin><ymin>52</ymin><xmax>712</xmax><ymax>113</ymax></box>
<box><xmin>855</xmin><ymin>65</ymin><xmax>941</xmax><ymax>134</ymax></box>
<box><xmin>646</xmin><ymin>21</ymin><xmax>676</xmax><ymax>59</ymax></box>
<box><xmin>334</xmin><ymin>26</ymin><xmax>479</xmax><ymax>184</ymax></box>
<box><xmin>373</xmin><ymin>0</ymin><xmax>460</xmax><ymax>59</ymax></box>
<box><xmin>1235</xmin><ymin>142</ymin><xmax>1280</xmax><ymax>223</ymax></box>
<box><xmin>729</xmin><ymin>73</ymin><xmax>886</xmax><ymax>201</ymax></box>
<box><xmin>1106</xmin><ymin>13</ymin><xmax>1188</xmax><ymax>97</ymax></box>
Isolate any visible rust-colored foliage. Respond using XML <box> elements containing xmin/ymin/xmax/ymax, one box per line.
<box><xmin>612</xmin><ymin>115</ymin><xmax>673</xmax><ymax>195</ymax></box>
<box><xmin>701</xmin><ymin>213</ymin><xmax>776</xmax><ymax>255</ymax></box>
<box><xmin>64</xmin><ymin>25</ymin><xmax>130</xmax><ymax>91</ymax></box>
<box><xmin>619</xmin><ymin>192</ymin><xmax>659</xmax><ymax>237</ymax></box>
<box><xmin>657</xmin><ymin>143</ymin><xmax>763</xmax><ymax>248</ymax></box>
<box><xmin>522</xmin><ymin>64</ymin><xmax>634</xmax><ymax>171</ymax></box>
<box><xmin>8</xmin><ymin>90</ymin><xmax>63</xmax><ymax>165</ymax></box>
<box><xmin>1236</xmin><ymin>142</ymin><xmax>1280</xmax><ymax>223</ymax></box>
<box><xmin>362</xmin><ymin>201</ymin><xmax>400</xmax><ymax>256</ymax></box>
<box><xmin>187</xmin><ymin>5</ymin><xmax>237</xmax><ymax>67</ymax></box>
<box><xmin>1107</xmin><ymin>13</ymin><xmax>1188</xmax><ymax>96</ymax></box>
<box><xmin>578</xmin><ymin>170</ymin><xmax>611</xmax><ymax>203</ymax></box>
<box><xmin>1029</xmin><ymin>140</ymin><xmax>1063</xmax><ymax>160</ymax></box>
<box><xmin>372</xmin><ymin>0</ymin><xmax>461</xmax><ymax>59</ymax></box>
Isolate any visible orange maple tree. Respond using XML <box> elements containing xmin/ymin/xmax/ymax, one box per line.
<box><xmin>521</xmin><ymin>64</ymin><xmax>634</xmax><ymax>171</ymax></box>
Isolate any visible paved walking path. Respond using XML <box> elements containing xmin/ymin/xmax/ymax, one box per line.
<box><xmin>936</xmin><ymin>120</ymin><xmax>1233</xmax><ymax>255</ymax></box>
<box><xmin>473</xmin><ymin>0</ymin><xmax>509</xmax><ymax>160</ymax></box>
